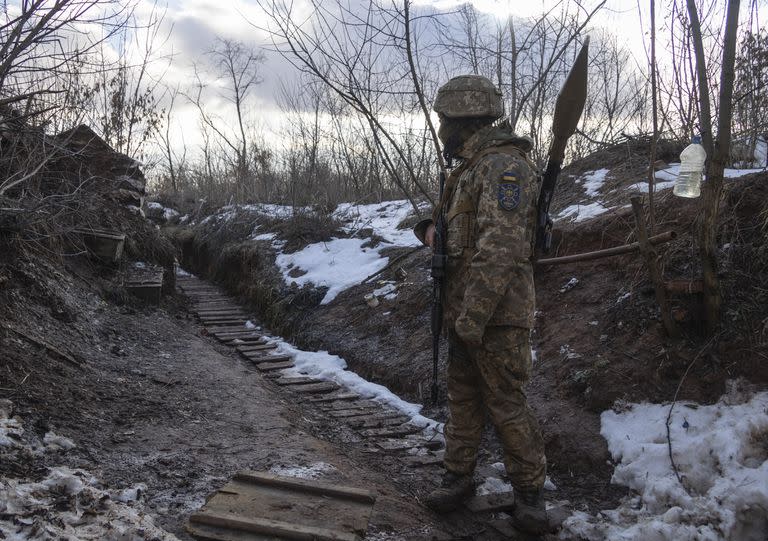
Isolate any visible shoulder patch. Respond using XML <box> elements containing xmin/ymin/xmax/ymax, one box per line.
<box><xmin>498</xmin><ymin>182</ymin><xmax>520</xmax><ymax>210</ymax></box>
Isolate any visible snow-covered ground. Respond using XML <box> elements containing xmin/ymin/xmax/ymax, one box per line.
<box><xmin>561</xmin><ymin>385</ymin><xmax>768</xmax><ymax>541</ymax></box>
<box><xmin>0</xmin><ymin>403</ymin><xmax>179</xmax><ymax>541</ymax></box>
<box><xmin>146</xmin><ymin>201</ymin><xmax>180</xmax><ymax>222</ymax></box>
<box><xmin>557</xmin><ymin>201</ymin><xmax>610</xmax><ymax>223</ymax></box>
<box><xmin>276</xmin><ymin>200</ymin><xmax>422</xmax><ymax>304</ymax></box>
<box><xmin>558</xmin><ymin>164</ymin><xmax>765</xmax><ymax>223</ymax></box>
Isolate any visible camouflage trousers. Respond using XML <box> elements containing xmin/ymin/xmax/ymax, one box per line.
<box><xmin>443</xmin><ymin>326</ymin><xmax>546</xmax><ymax>491</ymax></box>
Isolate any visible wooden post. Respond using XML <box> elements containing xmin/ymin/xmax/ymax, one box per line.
<box><xmin>630</xmin><ymin>195</ymin><xmax>679</xmax><ymax>338</ymax></box>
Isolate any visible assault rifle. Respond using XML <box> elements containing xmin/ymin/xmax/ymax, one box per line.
<box><xmin>430</xmin><ymin>169</ymin><xmax>447</xmax><ymax>404</ymax></box>
<box><xmin>536</xmin><ymin>37</ymin><xmax>590</xmax><ymax>253</ymax></box>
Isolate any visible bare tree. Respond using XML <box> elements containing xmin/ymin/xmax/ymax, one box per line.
<box><xmin>255</xmin><ymin>0</ymin><xmax>433</xmax><ymax>213</ymax></box>
<box><xmin>687</xmin><ymin>0</ymin><xmax>741</xmax><ymax>330</ymax></box>
<box><xmin>186</xmin><ymin>38</ymin><xmax>266</xmax><ymax>202</ymax></box>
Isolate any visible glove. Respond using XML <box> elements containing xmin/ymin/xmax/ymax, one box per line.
<box><xmin>412</xmin><ymin>218</ymin><xmax>434</xmax><ymax>246</ymax></box>
<box><xmin>455</xmin><ymin>310</ymin><xmax>484</xmax><ymax>348</ymax></box>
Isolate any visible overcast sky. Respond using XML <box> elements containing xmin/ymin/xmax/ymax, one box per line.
<box><xmin>126</xmin><ymin>0</ymin><xmax>705</xmax><ymax>154</ymax></box>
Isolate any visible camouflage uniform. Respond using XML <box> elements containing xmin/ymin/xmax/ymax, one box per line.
<box><xmin>434</xmin><ymin>124</ymin><xmax>546</xmax><ymax>493</ymax></box>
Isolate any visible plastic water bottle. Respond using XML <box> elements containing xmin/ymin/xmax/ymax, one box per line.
<box><xmin>673</xmin><ymin>136</ymin><xmax>706</xmax><ymax>198</ymax></box>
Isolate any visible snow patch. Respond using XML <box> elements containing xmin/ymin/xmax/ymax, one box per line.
<box><xmin>561</xmin><ymin>389</ymin><xmax>768</xmax><ymax>540</ymax></box>
<box><xmin>0</xmin><ymin>417</ymin><xmax>23</xmax><ymax>447</ymax></box>
<box><xmin>269</xmin><ymin>462</ymin><xmax>336</xmax><ymax>480</ymax></box>
<box><xmin>276</xmin><ymin>200</ymin><xmax>420</xmax><ymax>304</ymax></box>
<box><xmin>559</xmin><ymin>277</ymin><xmax>579</xmax><ymax>293</ymax></box>
<box><xmin>0</xmin><ymin>409</ymin><xmax>179</xmax><ymax>540</ymax></box>
<box><xmin>43</xmin><ymin>432</ymin><xmax>76</xmax><ymax>450</ymax></box>
<box><xmin>372</xmin><ymin>282</ymin><xmax>398</xmax><ymax>300</ymax></box>
<box><xmin>276</xmin><ymin>239</ymin><xmax>388</xmax><ymax>304</ymax></box>
<box><xmin>556</xmin><ymin>202</ymin><xmax>609</xmax><ymax>223</ymax></box>
<box><xmin>578</xmin><ymin>169</ymin><xmax>610</xmax><ymax>197</ymax></box>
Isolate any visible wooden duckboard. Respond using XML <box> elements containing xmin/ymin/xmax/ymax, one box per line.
<box><xmin>187</xmin><ymin>471</ymin><xmax>376</xmax><ymax>541</ymax></box>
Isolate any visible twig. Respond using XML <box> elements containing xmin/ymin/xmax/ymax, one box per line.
<box><xmin>361</xmin><ymin>245</ymin><xmax>425</xmax><ymax>284</ymax></box>
<box><xmin>666</xmin><ymin>337</ymin><xmax>716</xmax><ymax>487</ymax></box>
<box><xmin>4</xmin><ymin>324</ymin><xmax>82</xmax><ymax>368</ymax></box>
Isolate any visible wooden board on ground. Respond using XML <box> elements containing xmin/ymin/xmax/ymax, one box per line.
<box><xmin>197</xmin><ymin>311</ymin><xmax>248</xmax><ymax>318</ymax></box>
<box><xmin>308</xmin><ymin>392</ymin><xmax>361</xmax><ymax>404</ymax></box>
<box><xmin>236</xmin><ymin>343</ymin><xmax>277</xmax><ymax>353</ymax></box>
<box><xmin>376</xmin><ymin>437</ymin><xmax>443</xmax><ymax>452</ymax></box>
<box><xmin>290</xmin><ymin>381</ymin><xmax>341</xmax><ymax>395</ymax></box>
<box><xmin>359</xmin><ymin>424</ymin><xmax>420</xmax><ymax>439</ymax></box>
<box><xmin>346</xmin><ymin>414</ymin><xmax>410</xmax><ymax>429</ymax></box>
<box><xmin>187</xmin><ymin>471</ymin><xmax>376</xmax><ymax>541</ymax></box>
<box><xmin>200</xmin><ymin>319</ymin><xmax>248</xmax><ymax>326</ymax></box>
<box><xmin>209</xmin><ymin>329</ymin><xmax>259</xmax><ymax>337</ymax></box>
<box><xmin>255</xmin><ymin>361</ymin><xmax>294</xmax><ymax>372</ymax></box>
<box><xmin>225</xmin><ymin>337</ymin><xmax>266</xmax><ymax>345</ymax></box>
<box><xmin>274</xmin><ymin>376</ymin><xmax>317</xmax><ymax>386</ymax></box>
<box><xmin>328</xmin><ymin>407</ymin><xmax>383</xmax><ymax>419</ymax></box>
<box><xmin>245</xmin><ymin>354</ymin><xmax>291</xmax><ymax>364</ymax></box>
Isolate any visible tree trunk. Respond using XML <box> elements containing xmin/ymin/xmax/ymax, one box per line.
<box><xmin>687</xmin><ymin>0</ymin><xmax>741</xmax><ymax>331</ymax></box>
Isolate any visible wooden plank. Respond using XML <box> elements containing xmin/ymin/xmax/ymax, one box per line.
<box><xmin>328</xmin><ymin>407</ymin><xmax>381</xmax><ymax>419</ymax></box>
<box><xmin>200</xmin><ymin>319</ymin><xmax>248</xmax><ymax>326</ymax></box>
<box><xmin>289</xmin><ymin>382</ymin><xmax>340</xmax><ymax>395</ymax></box>
<box><xmin>308</xmin><ymin>392</ymin><xmax>360</xmax><ymax>404</ymax></box>
<box><xmin>225</xmin><ymin>336</ymin><xmax>266</xmax><ymax>345</ymax></box>
<box><xmin>346</xmin><ymin>414</ymin><xmax>410</xmax><ymax>429</ymax></box>
<box><xmin>245</xmin><ymin>354</ymin><xmax>291</xmax><ymax>364</ymax></box>
<box><xmin>187</xmin><ymin>472</ymin><xmax>376</xmax><ymax>541</ymax></box>
<box><xmin>197</xmin><ymin>310</ymin><xmax>243</xmax><ymax>316</ymax></box>
<box><xmin>255</xmin><ymin>361</ymin><xmax>294</xmax><ymax>372</ymax></box>
<box><xmin>189</xmin><ymin>511</ymin><xmax>359</xmax><ymax>541</ymax></box>
<box><xmin>236</xmin><ymin>343</ymin><xmax>277</xmax><ymax>353</ymax></box>
<box><xmin>234</xmin><ymin>472</ymin><xmax>376</xmax><ymax>504</ymax></box>
<box><xmin>214</xmin><ymin>334</ymin><xmax>263</xmax><ymax>342</ymax></box>
<box><xmin>325</xmin><ymin>399</ymin><xmax>379</xmax><ymax>410</ymax></box>
<box><xmin>197</xmin><ymin>310</ymin><xmax>248</xmax><ymax>317</ymax></box>
<box><xmin>274</xmin><ymin>376</ymin><xmax>317</xmax><ymax>386</ymax></box>
<box><xmin>376</xmin><ymin>437</ymin><xmax>443</xmax><ymax>452</ymax></box>
<box><xmin>359</xmin><ymin>425</ymin><xmax>420</xmax><ymax>439</ymax></box>
<box><xmin>200</xmin><ymin>320</ymin><xmax>248</xmax><ymax>327</ymax></box>
<box><xmin>209</xmin><ymin>329</ymin><xmax>260</xmax><ymax>337</ymax></box>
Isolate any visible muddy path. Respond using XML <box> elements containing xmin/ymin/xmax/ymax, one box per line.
<box><xmin>3</xmin><ymin>264</ymin><xmax>533</xmax><ymax>540</ymax></box>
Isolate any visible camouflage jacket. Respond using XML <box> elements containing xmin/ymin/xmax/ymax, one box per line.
<box><xmin>440</xmin><ymin>125</ymin><xmax>539</xmax><ymax>338</ymax></box>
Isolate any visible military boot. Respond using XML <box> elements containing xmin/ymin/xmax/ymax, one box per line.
<box><xmin>423</xmin><ymin>471</ymin><xmax>474</xmax><ymax>512</ymax></box>
<box><xmin>512</xmin><ymin>489</ymin><xmax>548</xmax><ymax>535</ymax></box>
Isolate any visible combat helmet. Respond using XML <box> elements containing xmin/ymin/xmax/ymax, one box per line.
<box><xmin>433</xmin><ymin>75</ymin><xmax>503</xmax><ymax>120</ymax></box>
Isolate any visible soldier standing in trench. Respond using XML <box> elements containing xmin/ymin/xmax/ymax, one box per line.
<box><xmin>413</xmin><ymin>75</ymin><xmax>548</xmax><ymax>535</ymax></box>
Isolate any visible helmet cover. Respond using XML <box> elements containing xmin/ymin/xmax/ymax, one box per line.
<box><xmin>433</xmin><ymin>75</ymin><xmax>504</xmax><ymax>120</ymax></box>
